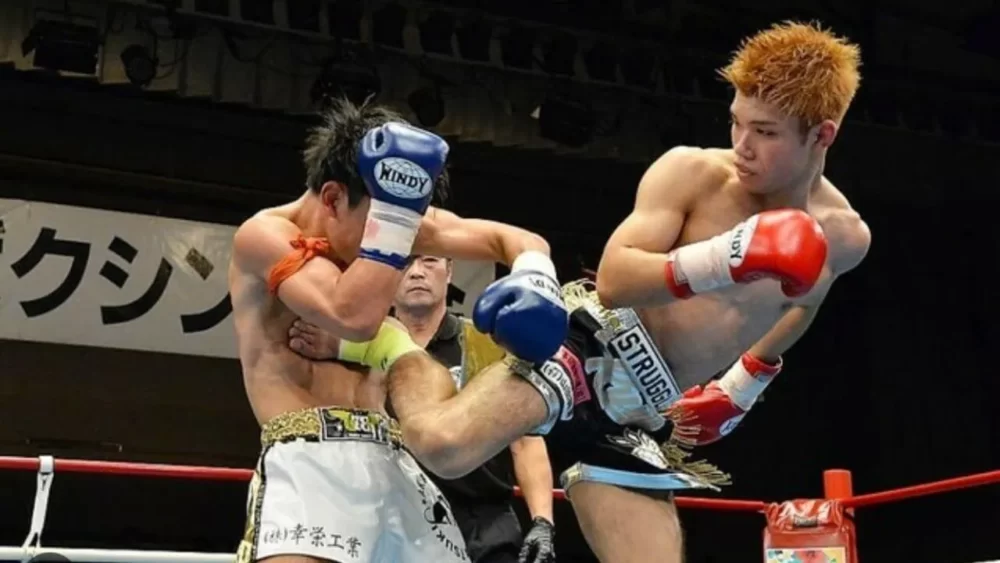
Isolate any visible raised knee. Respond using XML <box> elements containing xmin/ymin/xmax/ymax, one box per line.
<box><xmin>403</xmin><ymin>414</ymin><xmax>470</xmax><ymax>479</ymax></box>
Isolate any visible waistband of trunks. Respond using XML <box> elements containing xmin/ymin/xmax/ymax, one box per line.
<box><xmin>260</xmin><ymin>407</ymin><xmax>403</xmax><ymax>449</ymax></box>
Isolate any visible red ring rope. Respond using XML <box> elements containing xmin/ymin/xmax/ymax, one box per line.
<box><xmin>0</xmin><ymin>456</ymin><xmax>764</xmax><ymax>510</ymax></box>
<box><xmin>0</xmin><ymin>456</ymin><xmax>996</xmax><ymax>513</ymax></box>
<box><xmin>841</xmin><ymin>469</ymin><xmax>1000</xmax><ymax>509</ymax></box>
<box><xmin>0</xmin><ymin>456</ymin><xmax>252</xmax><ymax>482</ymax></box>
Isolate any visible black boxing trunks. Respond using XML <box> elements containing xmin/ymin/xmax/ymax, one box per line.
<box><xmin>543</xmin><ymin>281</ymin><xmax>730</xmax><ymax>496</ymax></box>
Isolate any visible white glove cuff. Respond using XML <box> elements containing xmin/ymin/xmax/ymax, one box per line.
<box><xmin>363</xmin><ymin>199</ymin><xmax>423</xmax><ymax>258</ymax></box>
<box><xmin>717</xmin><ymin>355</ymin><xmax>776</xmax><ymax>411</ymax></box>
<box><xmin>673</xmin><ymin>216</ymin><xmax>760</xmax><ymax>294</ymax></box>
<box><xmin>672</xmin><ymin>233</ymin><xmax>735</xmax><ymax>294</ymax></box>
<box><xmin>512</xmin><ymin>250</ymin><xmax>558</xmax><ymax>281</ymax></box>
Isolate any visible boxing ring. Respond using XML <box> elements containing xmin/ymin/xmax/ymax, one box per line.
<box><xmin>2</xmin><ymin>455</ymin><xmax>998</xmax><ymax>562</ymax></box>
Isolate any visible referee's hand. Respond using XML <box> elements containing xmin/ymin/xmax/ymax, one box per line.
<box><xmin>518</xmin><ymin>517</ymin><xmax>556</xmax><ymax>563</ymax></box>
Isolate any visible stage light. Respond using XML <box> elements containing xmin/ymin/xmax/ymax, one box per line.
<box><xmin>120</xmin><ymin>45</ymin><xmax>158</xmax><ymax>87</ymax></box>
<box><xmin>408</xmin><ymin>86</ymin><xmax>445</xmax><ymax>127</ymax></box>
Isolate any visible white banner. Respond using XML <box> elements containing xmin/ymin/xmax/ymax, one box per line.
<box><xmin>0</xmin><ymin>199</ymin><xmax>495</xmax><ymax>358</ymax></box>
<box><xmin>447</xmin><ymin>257</ymin><xmax>496</xmax><ymax>319</ymax></box>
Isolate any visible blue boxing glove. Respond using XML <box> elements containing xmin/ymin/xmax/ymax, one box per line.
<box><xmin>473</xmin><ymin>251</ymin><xmax>569</xmax><ymax>364</ymax></box>
<box><xmin>357</xmin><ymin>122</ymin><xmax>449</xmax><ymax>269</ymax></box>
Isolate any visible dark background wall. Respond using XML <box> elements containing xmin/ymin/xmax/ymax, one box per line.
<box><xmin>0</xmin><ymin>15</ymin><xmax>998</xmax><ymax>562</ymax></box>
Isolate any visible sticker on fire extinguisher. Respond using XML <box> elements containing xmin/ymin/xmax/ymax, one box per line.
<box><xmin>766</xmin><ymin>547</ymin><xmax>848</xmax><ymax>563</ymax></box>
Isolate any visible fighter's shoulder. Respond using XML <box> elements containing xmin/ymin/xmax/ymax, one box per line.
<box><xmin>646</xmin><ymin>146</ymin><xmax>731</xmax><ymax>184</ymax></box>
<box><xmin>639</xmin><ymin>146</ymin><xmax>730</xmax><ymax>202</ymax></box>
<box><xmin>232</xmin><ymin>211</ymin><xmax>300</xmax><ymax>270</ymax></box>
<box><xmin>812</xmin><ymin>179</ymin><xmax>871</xmax><ymax>275</ymax></box>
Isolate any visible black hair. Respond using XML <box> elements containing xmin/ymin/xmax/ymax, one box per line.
<box><xmin>303</xmin><ymin>96</ymin><xmax>450</xmax><ymax>207</ymax></box>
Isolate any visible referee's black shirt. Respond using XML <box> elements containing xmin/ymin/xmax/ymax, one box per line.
<box><xmin>421</xmin><ymin>312</ymin><xmax>515</xmax><ymax>504</ymax></box>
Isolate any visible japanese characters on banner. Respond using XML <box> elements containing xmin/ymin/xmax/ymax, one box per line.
<box><xmin>0</xmin><ymin>199</ymin><xmax>495</xmax><ymax>359</ymax></box>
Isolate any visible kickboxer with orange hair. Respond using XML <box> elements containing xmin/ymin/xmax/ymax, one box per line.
<box><xmin>515</xmin><ymin>21</ymin><xmax>873</xmax><ymax>562</ymax></box>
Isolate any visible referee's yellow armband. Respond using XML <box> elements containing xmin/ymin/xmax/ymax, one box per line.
<box><xmin>338</xmin><ymin>321</ymin><xmax>423</xmax><ymax>371</ymax></box>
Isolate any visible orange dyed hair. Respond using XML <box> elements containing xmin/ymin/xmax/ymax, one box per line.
<box><xmin>720</xmin><ymin>21</ymin><xmax>861</xmax><ymax>126</ymax></box>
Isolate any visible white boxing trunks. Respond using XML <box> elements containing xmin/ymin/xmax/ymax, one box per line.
<box><xmin>236</xmin><ymin>407</ymin><xmax>469</xmax><ymax>563</ymax></box>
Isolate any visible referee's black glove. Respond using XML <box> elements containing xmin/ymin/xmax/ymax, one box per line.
<box><xmin>518</xmin><ymin>517</ymin><xmax>555</xmax><ymax>563</ymax></box>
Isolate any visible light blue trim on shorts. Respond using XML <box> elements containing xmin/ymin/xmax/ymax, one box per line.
<box><xmin>559</xmin><ymin>462</ymin><xmax>719</xmax><ymax>497</ymax></box>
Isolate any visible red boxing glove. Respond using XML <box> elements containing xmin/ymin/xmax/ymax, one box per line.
<box><xmin>667</xmin><ymin>353</ymin><xmax>781</xmax><ymax>445</ymax></box>
<box><xmin>665</xmin><ymin>209</ymin><xmax>827</xmax><ymax>299</ymax></box>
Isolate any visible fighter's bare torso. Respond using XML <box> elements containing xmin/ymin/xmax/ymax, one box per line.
<box><xmin>635</xmin><ymin>148</ymin><xmax>864</xmax><ymax>389</ymax></box>
<box><xmin>229</xmin><ymin>203</ymin><xmax>387</xmax><ymax>426</ymax></box>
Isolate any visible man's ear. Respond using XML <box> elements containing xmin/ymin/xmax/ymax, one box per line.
<box><xmin>814</xmin><ymin>119</ymin><xmax>838</xmax><ymax>149</ymax></box>
<box><xmin>319</xmin><ymin>181</ymin><xmax>347</xmax><ymax>216</ymax></box>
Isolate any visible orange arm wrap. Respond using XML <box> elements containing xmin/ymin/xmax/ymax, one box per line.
<box><xmin>266</xmin><ymin>235</ymin><xmax>331</xmax><ymax>295</ymax></box>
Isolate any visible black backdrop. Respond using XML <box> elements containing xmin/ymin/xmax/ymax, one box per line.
<box><xmin>0</xmin><ymin>71</ymin><xmax>998</xmax><ymax>562</ymax></box>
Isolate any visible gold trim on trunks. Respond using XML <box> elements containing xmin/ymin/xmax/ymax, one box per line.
<box><xmin>260</xmin><ymin>407</ymin><xmax>403</xmax><ymax>449</ymax></box>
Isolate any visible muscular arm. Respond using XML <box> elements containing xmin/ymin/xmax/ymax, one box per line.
<box><xmin>596</xmin><ymin>148</ymin><xmax>710</xmax><ymax>308</ymax></box>
<box><xmin>748</xmin><ymin>210</ymin><xmax>872</xmax><ymax>363</ymax></box>
<box><xmin>748</xmin><ymin>292</ymin><xmax>828</xmax><ymax>364</ymax></box>
<box><xmin>509</xmin><ymin>436</ymin><xmax>554</xmax><ymax>523</ymax></box>
<box><xmin>232</xmin><ymin>215</ymin><xmax>402</xmax><ymax>341</ymax></box>
<box><xmin>412</xmin><ymin>207</ymin><xmax>551</xmax><ymax>267</ymax></box>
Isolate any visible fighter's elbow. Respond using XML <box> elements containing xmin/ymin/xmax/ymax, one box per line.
<box><xmin>505</xmin><ymin>232</ymin><xmax>550</xmax><ymax>266</ymax></box>
<box><xmin>339</xmin><ymin>317</ymin><xmax>382</xmax><ymax>342</ymax></box>
<box><xmin>522</xmin><ymin>233</ymin><xmax>550</xmax><ymax>257</ymax></box>
<box><xmin>343</xmin><ymin>322</ymin><xmax>381</xmax><ymax>343</ymax></box>
<box><xmin>595</xmin><ymin>269</ymin><xmax>624</xmax><ymax>309</ymax></box>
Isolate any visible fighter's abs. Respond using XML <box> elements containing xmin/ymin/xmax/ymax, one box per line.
<box><xmin>640</xmin><ymin>281</ymin><xmax>788</xmax><ymax>390</ymax></box>
<box><xmin>232</xmin><ymin>279</ymin><xmax>386</xmax><ymax>423</ymax></box>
